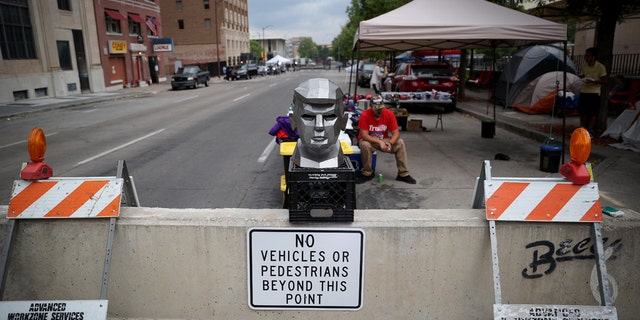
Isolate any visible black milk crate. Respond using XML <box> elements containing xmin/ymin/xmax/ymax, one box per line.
<box><xmin>287</xmin><ymin>156</ymin><xmax>356</xmax><ymax>223</ymax></box>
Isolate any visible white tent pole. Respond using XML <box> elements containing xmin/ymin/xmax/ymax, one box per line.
<box><xmin>562</xmin><ymin>41</ymin><xmax>568</xmax><ymax>163</ymax></box>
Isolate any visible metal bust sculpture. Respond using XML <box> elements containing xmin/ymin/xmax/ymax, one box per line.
<box><xmin>290</xmin><ymin>78</ymin><xmax>348</xmax><ymax>168</ymax></box>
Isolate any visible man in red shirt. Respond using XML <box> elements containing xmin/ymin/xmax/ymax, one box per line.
<box><xmin>357</xmin><ymin>95</ymin><xmax>416</xmax><ymax>184</ymax></box>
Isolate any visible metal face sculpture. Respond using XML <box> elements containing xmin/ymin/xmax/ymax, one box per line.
<box><xmin>290</xmin><ymin>78</ymin><xmax>347</xmax><ymax>168</ymax></box>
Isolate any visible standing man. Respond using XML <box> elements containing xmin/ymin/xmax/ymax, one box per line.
<box><xmin>357</xmin><ymin>95</ymin><xmax>416</xmax><ymax>184</ymax></box>
<box><xmin>370</xmin><ymin>60</ymin><xmax>388</xmax><ymax>95</ymax></box>
<box><xmin>578</xmin><ymin>47</ymin><xmax>607</xmax><ymax>136</ymax></box>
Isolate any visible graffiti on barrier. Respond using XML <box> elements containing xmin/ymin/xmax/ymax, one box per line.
<box><xmin>522</xmin><ymin>237</ymin><xmax>623</xmax><ymax>279</ymax></box>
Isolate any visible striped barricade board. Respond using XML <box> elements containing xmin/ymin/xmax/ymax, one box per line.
<box><xmin>484</xmin><ymin>179</ymin><xmax>602</xmax><ymax>222</ymax></box>
<box><xmin>7</xmin><ymin>177</ymin><xmax>123</xmax><ymax>219</ymax></box>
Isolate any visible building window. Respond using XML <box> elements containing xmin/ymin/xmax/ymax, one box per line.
<box><xmin>204</xmin><ymin>0</ymin><xmax>209</xmax><ymax>9</ymax></box>
<box><xmin>56</xmin><ymin>40</ymin><xmax>72</xmax><ymax>70</ymax></box>
<box><xmin>128</xmin><ymin>14</ymin><xmax>143</xmax><ymax>36</ymax></box>
<box><xmin>105</xmin><ymin>11</ymin><xmax>123</xmax><ymax>34</ymax></box>
<box><xmin>205</xmin><ymin>18</ymin><xmax>211</xmax><ymax>29</ymax></box>
<box><xmin>176</xmin><ymin>0</ymin><xmax>182</xmax><ymax>10</ymax></box>
<box><xmin>178</xmin><ymin>19</ymin><xmax>184</xmax><ymax>29</ymax></box>
<box><xmin>57</xmin><ymin>0</ymin><xmax>71</xmax><ymax>11</ymax></box>
<box><xmin>0</xmin><ymin>0</ymin><xmax>37</xmax><ymax>59</ymax></box>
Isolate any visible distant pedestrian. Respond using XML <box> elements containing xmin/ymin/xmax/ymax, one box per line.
<box><xmin>225</xmin><ymin>65</ymin><xmax>233</xmax><ymax>81</ymax></box>
<box><xmin>577</xmin><ymin>47</ymin><xmax>607</xmax><ymax>136</ymax></box>
<box><xmin>370</xmin><ymin>60</ymin><xmax>388</xmax><ymax>95</ymax></box>
<box><xmin>222</xmin><ymin>66</ymin><xmax>227</xmax><ymax>80</ymax></box>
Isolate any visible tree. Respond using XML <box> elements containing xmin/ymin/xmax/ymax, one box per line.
<box><xmin>250</xmin><ymin>40</ymin><xmax>264</xmax><ymax>63</ymax></box>
<box><xmin>331</xmin><ymin>0</ymin><xmax>411</xmax><ymax>64</ymax></box>
<box><xmin>298</xmin><ymin>38</ymin><xmax>318</xmax><ymax>63</ymax></box>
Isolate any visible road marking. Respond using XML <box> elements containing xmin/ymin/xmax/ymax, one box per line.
<box><xmin>76</xmin><ymin>129</ymin><xmax>165</xmax><ymax>165</ymax></box>
<box><xmin>0</xmin><ymin>132</ymin><xmax>58</xmax><ymax>149</ymax></box>
<box><xmin>174</xmin><ymin>96</ymin><xmax>198</xmax><ymax>103</ymax></box>
<box><xmin>258</xmin><ymin>138</ymin><xmax>277</xmax><ymax>163</ymax></box>
<box><xmin>233</xmin><ymin>94</ymin><xmax>250</xmax><ymax>102</ymax></box>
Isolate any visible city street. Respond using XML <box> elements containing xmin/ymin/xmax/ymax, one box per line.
<box><xmin>1</xmin><ymin>69</ymin><xmax>639</xmax><ymax>213</ymax></box>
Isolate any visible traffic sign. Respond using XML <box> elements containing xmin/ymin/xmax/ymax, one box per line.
<box><xmin>247</xmin><ymin>228</ymin><xmax>365</xmax><ymax>310</ymax></box>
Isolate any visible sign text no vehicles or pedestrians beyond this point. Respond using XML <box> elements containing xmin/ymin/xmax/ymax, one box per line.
<box><xmin>247</xmin><ymin>228</ymin><xmax>365</xmax><ymax>310</ymax></box>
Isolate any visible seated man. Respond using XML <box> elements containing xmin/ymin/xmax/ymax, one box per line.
<box><xmin>357</xmin><ymin>95</ymin><xmax>416</xmax><ymax>184</ymax></box>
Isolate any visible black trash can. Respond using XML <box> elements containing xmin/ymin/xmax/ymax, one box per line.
<box><xmin>481</xmin><ymin>119</ymin><xmax>495</xmax><ymax>138</ymax></box>
<box><xmin>539</xmin><ymin>144</ymin><xmax>563</xmax><ymax>173</ymax></box>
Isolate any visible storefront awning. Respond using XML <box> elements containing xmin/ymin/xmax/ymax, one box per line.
<box><xmin>128</xmin><ymin>13</ymin><xmax>145</xmax><ymax>24</ymax></box>
<box><xmin>105</xmin><ymin>10</ymin><xmax>126</xmax><ymax>21</ymax></box>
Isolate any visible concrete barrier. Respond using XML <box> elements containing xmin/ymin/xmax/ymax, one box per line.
<box><xmin>1</xmin><ymin>206</ymin><xmax>638</xmax><ymax>319</ymax></box>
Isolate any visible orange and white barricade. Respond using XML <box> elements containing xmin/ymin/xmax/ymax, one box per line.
<box><xmin>473</xmin><ymin>159</ymin><xmax>617</xmax><ymax>320</ymax></box>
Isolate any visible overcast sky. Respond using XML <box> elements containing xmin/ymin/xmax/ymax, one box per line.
<box><xmin>247</xmin><ymin>0</ymin><xmax>352</xmax><ymax>45</ymax></box>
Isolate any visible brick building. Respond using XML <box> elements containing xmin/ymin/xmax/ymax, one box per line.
<box><xmin>0</xmin><ymin>0</ymin><xmax>105</xmax><ymax>103</ymax></box>
<box><xmin>159</xmin><ymin>0</ymin><xmax>249</xmax><ymax>77</ymax></box>
<box><xmin>93</xmin><ymin>0</ymin><xmax>164</xmax><ymax>90</ymax></box>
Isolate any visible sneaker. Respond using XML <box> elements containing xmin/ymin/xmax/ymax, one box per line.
<box><xmin>356</xmin><ymin>174</ymin><xmax>374</xmax><ymax>184</ymax></box>
<box><xmin>396</xmin><ymin>175</ymin><xmax>417</xmax><ymax>184</ymax></box>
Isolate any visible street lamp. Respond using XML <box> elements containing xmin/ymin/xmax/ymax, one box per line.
<box><xmin>262</xmin><ymin>25</ymin><xmax>272</xmax><ymax>66</ymax></box>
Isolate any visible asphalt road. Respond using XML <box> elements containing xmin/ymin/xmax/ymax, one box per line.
<box><xmin>1</xmin><ymin>73</ymin><xmax>294</xmax><ymax>208</ymax></box>
<box><xmin>2</xmin><ymin>69</ymin><xmax>639</xmax><ymax>212</ymax></box>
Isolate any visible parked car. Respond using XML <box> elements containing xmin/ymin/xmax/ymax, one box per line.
<box><xmin>257</xmin><ymin>66</ymin><xmax>267</xmax><ymax>76</ymax></box>
<box><xmin>171</xmin><ymin>66</ymin><xmax>210</xmax><ymax>90</ymax></box>
<box><xmin>231</xmin><ymin>64</ymin><xmax>258</xmax><ymax>80</ymax></box>
<box><xmin>358</xmin><ymin>63</ymin><xmax>376</xmax><ymax>88</ymax></box>
<box><xmin>389</xmin><ymin>61</ymin><xmax>458</xmax><ymax>110</ymax></box>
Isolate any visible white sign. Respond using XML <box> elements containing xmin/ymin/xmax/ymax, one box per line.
<box><xmin>247</xmin><ymin>228</ymin><xmax>365</xmax><ymax>310</ymax></box>
<box><xmin>153</xmin><ymin>44</ymin><xmax>173</xmax><ymax>52</ymax></box>
<box><xmin>0</xmin><ymin>300</ymin><xmax>108</xmax><ymax>320</ymax></box>
<box><xmin>494</xmin><ymin>304</ymin><xmax>618</xmax><ymax>320</ymax></box>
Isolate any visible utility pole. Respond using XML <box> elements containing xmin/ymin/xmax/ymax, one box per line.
<box><xmin>262</xmin><ymin>25</ymin><xmax>272</xmax><ymax>66</ymax></box>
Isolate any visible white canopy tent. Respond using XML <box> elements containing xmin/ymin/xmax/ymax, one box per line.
<box><xmin>266</xmin><ymin>55</ymin><xmax>291</xmax><ymax>65</ymax></box>
<box><xmin>353</xmin><ymin>0</ymin><xmax>567</xmax><ymax>52</ymax></box>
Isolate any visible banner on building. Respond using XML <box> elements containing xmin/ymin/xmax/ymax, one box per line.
<box><xmin>152</xmin><ymin>38</ymin><xmax>174</xmax><ymax>53</ymax></box>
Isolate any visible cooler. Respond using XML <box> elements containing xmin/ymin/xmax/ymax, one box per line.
<box><xmin>348</xmin><ymin>145</ymin><xmax>377</xmax><ymax>177</ymax></box>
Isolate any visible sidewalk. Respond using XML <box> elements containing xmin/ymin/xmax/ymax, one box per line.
<box><xmin>455</xmin><ymin>88</ymin><xmax>632</xmax><ymax>163</ymax></box>
<box><xmin>0</xmin><ymin>77</ymin><xmax>226</xmax><ymax>118</ymax></box>
<box><xmin>0</xmin><ymin>88</ymin><xmax>155</xmax><ymax>118</ymax></box>
<box><xmin>344</xmin><ymin>81</ymin><xmax>639</xmax><ymax>213</ymax></box>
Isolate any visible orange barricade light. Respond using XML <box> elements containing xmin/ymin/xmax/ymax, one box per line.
<box><xmin>21</xmin><ymin>127</ymin><xmax>53</xmax><ymax>180</ymax></box>
<box><xmin>560</xmin><ymin>128</ymin><xmax>591</xmax><ymax>185</ymax></box>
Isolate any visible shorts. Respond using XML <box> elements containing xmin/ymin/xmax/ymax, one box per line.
<box><xmin>577</xmin><ymin>93</ymin><xmax>600</xmax><ymax>116</ymax></box>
